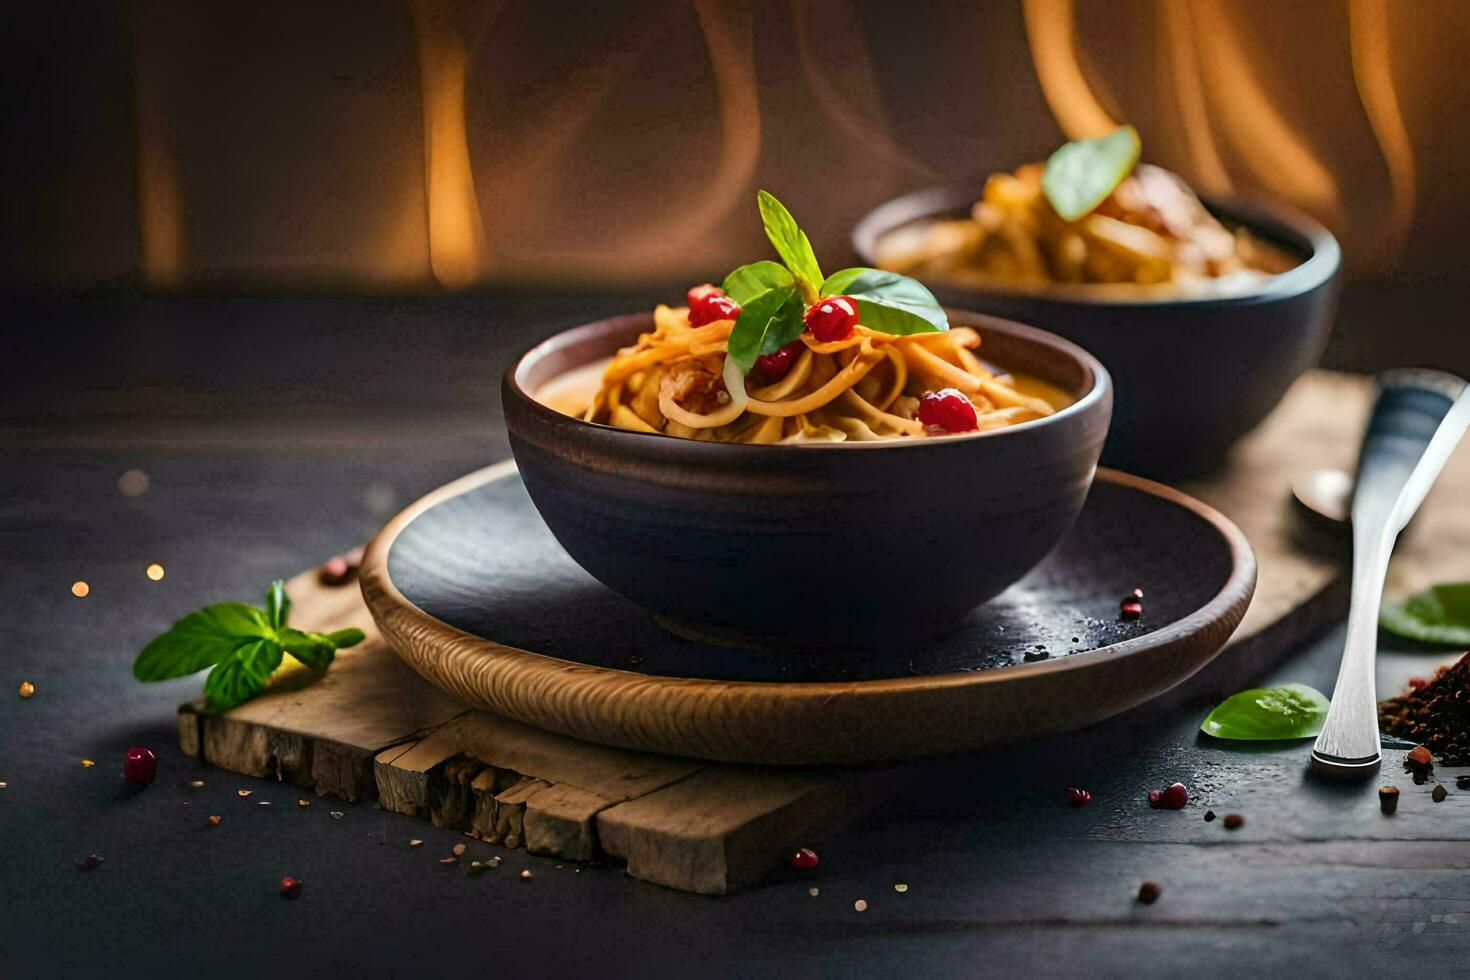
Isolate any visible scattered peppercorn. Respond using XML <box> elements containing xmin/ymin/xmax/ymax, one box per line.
<box><xmin>853</xmin><ymin>899</ymin><xmax>868</xmax><ymax>912</ymax></box>
<box><xmin>1222</xmin><ymin>813</ymin><xmax>1244</xmax><ymax>830</ymax></box>
<box><xmin>1147</xmin><ymin>789</ymin><xmax>1162</xmax><ymax>807</ymax></box>
<box><xmin>279</xmin><ymin>876</ymin><xmax>303</xmax><ymax>900</ymax></box>
<box><xmin>18</xmin><ymin>681</ymin><xmax>35</xmax><ymax>699</ymax></box>
<box><xmin>1432</xmin><ymin>784</ymin><xmax>1448</xmax><ymax>802</ymax></box>
<box><xmin>1137</xmin><ymin>881</ymin><xmax>1162</xmax><ymax>904</ymax></box>
<box><xmin>1066</xmin><ymin>787</ymin><xmax>1091</xmax><ymax>808</ymax></box>
<box><xmin>1120</xmin><ymin>600</ymin><xmax>1143</xmax><ymax>621</ymax></box>
<box><xmin>1378</xmin><ymin>786</ymin><xmax>1399</xmax><ymax>814</ymax></box>
<box><xmin>123</xmin><ymin>747</ymin><xmax>156</xmax><ymax>785</ymax></box>
<box><xmin>75</xmin><ymin>854</ymin><xmax>104</xmax><ymax>872</ymax></box>
<box><xmin>1380</xmin><ymin>654</ymin><xmax>1470</xmax><ymax>766</ymax></box>
<box><xmin>1204</xmin><ymin>810</ymin><xmax>1216</xmax><ymax>822</ymax></box>
<box><xmin>452</xmin><ymin>843</ymin><xmax>467</xmax><ymax>856</ymax></box>
<box><xmin>790</xmin><ymin>847</ymin><xmax>819</xmax><ymax>870</ymax></box>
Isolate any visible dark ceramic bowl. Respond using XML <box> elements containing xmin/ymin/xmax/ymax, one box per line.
<box><xmin>853</xmin><ymin>186</ymin><xmax>1342</xmax><ymax>478</ymax></box>
<box><xmin>502</xmin><ymin>310</ymin><xmax>1111</xmax><ymax>648</ymax></box>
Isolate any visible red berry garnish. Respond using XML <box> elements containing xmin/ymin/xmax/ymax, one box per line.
<box><xmin>279</xmin><ymin>875</ymin><xmax>303</xmax><ymax>900</ymax></box>
<box><xmin>1149</xmin><ymin>782</ymin><xmax>1187</xmax><ymax>810</ymax></box>
<box><xmin>686</xmin><ymin>283</ymin><xmax>722</xmax><ymax>307</ymax></box>
<box><xmin>803</xmin><ymin>296</ymin><xmax>858</xmax><ymax>342</ymax></box>
<box><xmin>123</xmin><ymin>746</ymin><xmax>156</xmax><ymax>785</ymax></box>
<box><xmin>918</xmin><ymin>388</ymin><xmax>979</xmax><ymax>433</ymax></box>
<box><xmin>753</xmin><ymin>340</ymin><xmax>803</xmax><ymax>383</ymax></box>
<box><xmin>1137</xmin><ymin>880</ymin><xmax>1162</xmax><ymax>904</ymax></box>
<box><xmin>1066</xmin><ymin>787</ymin><xmax>1091</xmax><ymax>808</ymax></box>
<box><xmin>789</xmin><ymin>847</ymin><xmax>819</xmax><ymax>870</ymax></box>
<box><xmin>1120</xmin><ymin>600</ymin><xmax>1143</xmax><ymax>621</ymax></box>
<box><xmin>688</xmin><ymin>288</ymin><xmax>739</xmax><ymax>326</ymax></box>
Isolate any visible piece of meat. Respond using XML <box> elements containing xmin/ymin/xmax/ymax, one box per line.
<box><xmin>658</xmin><ymin>355</ymin><xmax>731</xmax><ymax>416</ymax></box>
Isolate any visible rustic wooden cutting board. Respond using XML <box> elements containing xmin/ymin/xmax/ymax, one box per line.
<box><xmin>177</xmin><ymin>371</ymin><xmax>1470</xmax><ymax>894</ymax></box>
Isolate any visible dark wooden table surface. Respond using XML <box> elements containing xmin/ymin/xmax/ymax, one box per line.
<box><xmin>3</xmin><ymin>295</ymin><xmax>1467</xmax><ymax>977</ymax></box>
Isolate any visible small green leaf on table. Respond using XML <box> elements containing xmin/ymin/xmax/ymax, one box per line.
<box><xmin>1380</xmin><ymin>583</ymin><xmax>1470</xmax><ymax>646</ymax></box>
<box><xmin>1041</xmin><ymin>124</ymin><xmax>1141</xmax><ymax>222</ymax></box>
<box><xmin>1200</xmin><ymin>683</ymin><xmax>1331</xmax><ymax>741</ymax></box>
<box><xmin>133</xmin><ymin>579</ymin><xmax>365</xmax><ymax>712</ymax></box>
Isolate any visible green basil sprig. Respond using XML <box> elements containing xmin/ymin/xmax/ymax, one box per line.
<box><xmin>1199</xmin><ymin>683</ymin><xmax>1330</xmax><ymax>741</ymax></box>
<box><xmin>1041</xmin><ymin>124</ymin><xmax>1141</xmax><ymax>222</ymax></box>
<box><xmin>133</xmin><ymin>580</ymin><xmax>365</xmax><ymax>711</ymax></box>
<box><xmin>723</xmin><ymin>191</ymin><xmax>948</xmax><ymax>374</ymax></box>
<box><xmin>1380</xmin><ymin>582</ymin><xmax>1470</xmax><ymax>646</ymax></box>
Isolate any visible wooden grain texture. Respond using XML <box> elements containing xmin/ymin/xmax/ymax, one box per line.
<box><xmin>362</xmin><ymin>467</ymin><xmax>1257</xmax><ymax>765</ymax></box>
<box><xmin>177</xmin><ymin>567</ymin><xmax>465</xmax><ymax>800</ymax></box>
<box><xmin>174</xmin><ymin>371</ymin><xmax>1470</xmax><ymax>894</ymax></box>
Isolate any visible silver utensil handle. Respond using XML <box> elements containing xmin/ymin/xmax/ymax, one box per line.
<box><xmin>1312</xmin><ymin>372</ymin><xmax>1470</xmax><ymax>776</ymax></box>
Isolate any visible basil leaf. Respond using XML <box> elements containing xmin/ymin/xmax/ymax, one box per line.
<box><xmin>203</xmin><ymin>639</ymin><xmax>284</xmax><ymax>711</ymax></box>
<box><xmin>265</xmin><ymin>579</ymin><xmax>290</xmax><ymax>631</ymax></box>
<box><xmin>722</xmin><ymin>261</ymin><xmax>794</xmax><ymax>305</ymax></box>
<box><xmin>821</xmin><ymin>267</ymin><xmax>947</xmax><ymax>334</ymax></box>
<box><xmin>133</xmin><ymin>602</ymin><xmax>274</xmax><ymax>681</ymax></box>
<box><xmin>278</xmin><ymin>626</ymin><xmax>366</xmax><ymax>671</ymax></box>
<box><xmin>1380</xmin><ymin>583</ymin><xmax>1470</xmax><ymax>646</ymax></box>
<box><xmin>1200</xmin><ymin>683</ymin><xmax>1330</xmax><ymax>741</ymax></box>
<box><xmin>757</xmin><ymin>190</ymin><xmax>823</xmax><ymax>298</ymax></box>
<box><xmin>726</xmin><ymin>285</ymin><xmax>804</xmax><ymax>374</ymax></box>
<box><xmin>1042</xmin><ymin>124</ymin><xmax>1141</xmax><ymax>222</ymax></box>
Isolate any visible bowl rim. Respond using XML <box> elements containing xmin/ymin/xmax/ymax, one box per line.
<box><xmin>851</xmin><ymin>183</ymin><xmax>1342</xmax><ymax>310</ymax></box>
<box><xmin>504</xmin><ymin>308</ymin><xmax>1112</xmax><ymax>453</ymax></box>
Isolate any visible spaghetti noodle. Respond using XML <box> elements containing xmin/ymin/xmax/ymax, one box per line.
<box><xmin>582</xmin><ymin>303</ymin><xmax>1059</xmax><ymax>443</ymax></box>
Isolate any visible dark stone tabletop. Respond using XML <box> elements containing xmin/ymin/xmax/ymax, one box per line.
<box><xmin>2</xmin><ymin>295</ymin><xmax>1466</xmax><ymax>977</ymax></box>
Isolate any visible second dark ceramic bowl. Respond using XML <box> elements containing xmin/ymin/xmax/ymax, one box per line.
<box><xmin>503</xmin><ymin>310</ymin><xmax>1111</xmax><ymax>648</ymax></box>
<box><xmin>853</xmin><ymin>186</ymin><xmax>1342</xmax><ymax>478</ymax></box>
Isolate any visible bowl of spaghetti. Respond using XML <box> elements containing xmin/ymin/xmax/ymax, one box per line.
<box><xmin>853</xmin><ymin>127</ymin><xmax>1342</xmax><ymax>478</ymax></box>
<box><xmin>505</xmin><ymin>296</ymin><xmax>1111</xmax><ymax>649</ymax></box>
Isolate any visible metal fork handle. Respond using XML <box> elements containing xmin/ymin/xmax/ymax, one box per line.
<box><xmin>1311</xmin><ymin>372</ymin><xmax>1470</xmax><ymax>777</ymax></box>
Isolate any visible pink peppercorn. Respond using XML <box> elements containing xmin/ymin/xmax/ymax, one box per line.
<box><xmin>123</xmin><ymin>747</ymin><xmax>156</xmax><ymax>785</ymax></box>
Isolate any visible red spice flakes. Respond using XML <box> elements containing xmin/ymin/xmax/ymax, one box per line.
<box><xmin>1380</xmin><ymin>653</ymin><xmax>1470</xmax><ymax>766</ymax></box>
<box><xmin>789</xmin><ymin>847</ymin><xmax>819</xmax><ymax>870</ymax></box>
<box><xmin>1137</xmin><ymin>881</ymin><xmax>1162</xmax><ymax>904</ymax></box>
<box><xmin>18</xmin><ymin>680</ymin><xmax>35</xmax><ymax>699</ymax></box>
<box><xmin>437</xmin><ymin>856</ymin><xmax>458</xmax><ymax>866</ymax></box>
<box><xmin>1378</xmin><ymin>786</ymin><xmax>1399</xmax><ymax>814</ymax></box>
<box><xmin>207</xmin><ymin>815</ymin><xmax>222</xmax><ymax>827</ymax></box>
<box><xmin>75</xmin><ymin>854</ymin><xmax>104</xmax><ymax>872</ymax></box>
<box><xmin>1222</xmin><ymin>813</ymin><xmax>1245</xmax><ymax>830</ymax></box>
<box><xmin>279</xmin><ymin>876</ymin><xmax>303</xmax><ymax>900</ymax></box>
<box><xmin>1066</xmin><ymin>787</ymin><xmax>1092</xmax><ymax>808</ymax></box>
<box><xmin>1148</xmin><ymin>783</ymin><xmax>1188</xmax><ymax>810</ymax></box>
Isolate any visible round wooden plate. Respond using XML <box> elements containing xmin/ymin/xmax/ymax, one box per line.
<box><xmin>360</xmin><ymin>462</ymin><xmax>1256</xmax><ymax>764</ymax></box>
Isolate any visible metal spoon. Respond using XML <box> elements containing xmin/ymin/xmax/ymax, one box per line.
<box><xmin>1311</xmin><ymin>370</ymin><xmax>1470</xmax><ymax>778</ymax></box>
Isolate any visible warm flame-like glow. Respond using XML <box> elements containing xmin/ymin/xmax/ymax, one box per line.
<box><xmin>792</xmin><ymin>0</ymin><xmax>932</xmax><ymax>180</ymax></box>
<box><xmin>1349</xmin><ymin>0</ymin><xmax>1416</xmax><ymax>266</ymax></box>
<box><xmin>1189</xmin><ymin>0</ymin><xmax>1340</xmax><ymax>225</ymax></box>
<box><xmin>413</xmin><ymin>0</ymin><xmax>489</xmax><ymax>288</ymax></box>
<box><xmin>1156</xmin><ymin>0</ymin><xmax>1230</xmax><ymax>194</ymax></box>
<box><xmin>1021</xmin><ymin>0</ymin><xmax>1116</xmax><ymax>140</ymax></box>
<box><xmin>135</xmin><ymin>42</ymin><xmax>184</xmax><ymax>288</ymax></box>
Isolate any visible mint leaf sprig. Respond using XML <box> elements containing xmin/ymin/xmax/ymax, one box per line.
<box><xmin>133</xmin><ymin>580</ymin><xmax>365</xmax><ymax>712</ymax></box>
<box><xmin>1041</xmin><ymin>124</ymin><xmax>1141</xmax><ymax>222</ymax></box>
<box><xmin>721</xmin><ymin>191</ymin><xmax>948</xmax><ymax>375</ymax></box>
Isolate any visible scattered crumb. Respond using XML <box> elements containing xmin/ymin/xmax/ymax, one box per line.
<box><xmin>894</xmin><ymin>883</ymin><xmax>909</xmax><ymax>893</ymax></box>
